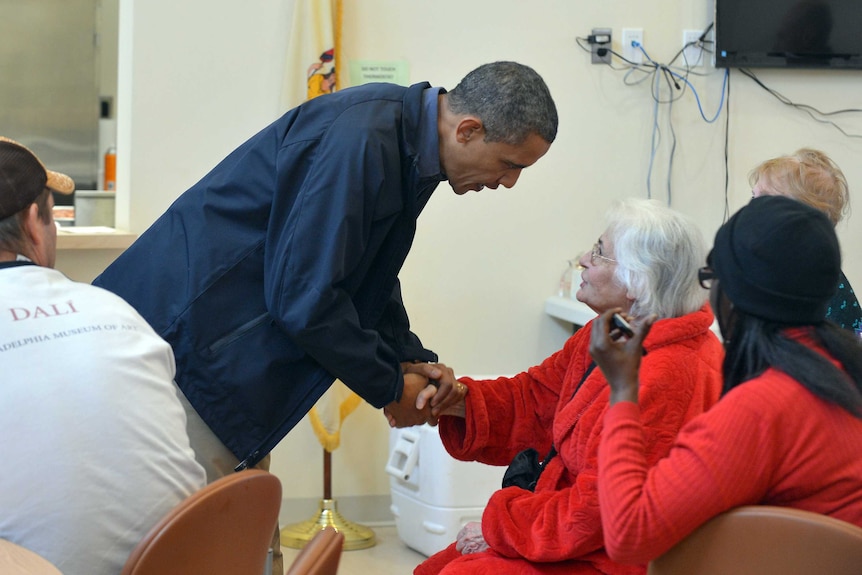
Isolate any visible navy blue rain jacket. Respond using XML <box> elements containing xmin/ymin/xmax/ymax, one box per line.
<box><xmin>93</xmin><ymin>82</ymin><xmax>442</xmax><ymax>467</ymax></box>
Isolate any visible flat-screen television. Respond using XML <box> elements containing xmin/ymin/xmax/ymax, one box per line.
<box><xmin>715</xmin><ymin>0</ymin><xmax>862</xmax><ymax>69</ymax></box>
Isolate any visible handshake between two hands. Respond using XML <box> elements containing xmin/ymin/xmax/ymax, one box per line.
<box><xmin>382</xmin><ymin>309</ymin><xmax>653</xmax><ymax>428</ymax></box>
<box><xmin>383</xmin><ymin>362</ymin><xmax>467</xmax><ymax>428</ymax></box>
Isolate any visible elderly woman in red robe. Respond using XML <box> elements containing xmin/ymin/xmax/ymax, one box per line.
<box><xmin>412</xmin><ymin>198</ymin><xmax>724</xmax><ymax>575</ymax></box>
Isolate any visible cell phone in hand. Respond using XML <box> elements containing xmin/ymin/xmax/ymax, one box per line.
<box><xmin>610</xmin><ymin>313</ymin><xmax>648</xmax><ymax>355</ymax></box>
<box><xmin>610</xmin><ymin>313</ymin><xmax>635</xmax><ymax>340</ymax></box>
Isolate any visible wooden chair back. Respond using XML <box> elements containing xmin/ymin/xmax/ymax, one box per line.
<box><xmin>285</xmin><ymin>527</ymin><xmax>344</xmax><ymax>575</ymax></box>
<box><xmin>121</xmin><ymin>469</ymin><xmax>281</xmax><ymax>575</ymax></box>
<box><xmin>648</xmin><ymin>505</ymin><xmax>862</xmax><ymax>575</ymax></box>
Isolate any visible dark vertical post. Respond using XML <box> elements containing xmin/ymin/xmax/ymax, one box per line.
<box><xmin>323</xmin><ymin>448</ymin><xmax>332</xmax><ymax>500</ymax></box>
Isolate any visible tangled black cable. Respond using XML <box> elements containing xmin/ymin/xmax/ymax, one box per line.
<box><xmin>575</xmin><ymin>23</ymin><xmax>716</xmax><ymax>106</ymax></box>
<box><xmin>738</xmin><ymin>68</ymin><xmax>862</xmax><ymax>139</ymax></box>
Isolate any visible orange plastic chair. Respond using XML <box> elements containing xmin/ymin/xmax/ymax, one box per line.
<box><xmin>647</xmin><ymin>505</ymin><xmax>862</xmax><ymax>575</ymax></box>
<box><xmin>285</xmin><ymin>527</ymin><xmax>344</xmax><ymax>575</ymax></box>
<box><xmin>120</xmin><ymin>469</ymin><xmax>281</xmax><ymax>575</ymax></box>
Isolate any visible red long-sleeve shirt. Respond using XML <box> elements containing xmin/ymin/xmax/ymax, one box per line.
<box><xmin>599</xmin><ymin>366</ymin><xmax>862</xmax><ymax>565</ymax></box>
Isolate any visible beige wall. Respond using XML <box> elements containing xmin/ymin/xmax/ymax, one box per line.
<box><xmin>59</xmin><ymin>0</ymin><xmax>862</xmax><ymax>522</ymax></box>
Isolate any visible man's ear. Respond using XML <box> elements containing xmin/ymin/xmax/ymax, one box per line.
<box><xmin>455</xmin><ymin>117</ymin><xmax>484</xmax><ymax>143</ymax></box>
<box><xmin>23</xmin><ymin>203</ymin><xmax>42</xmax><ymax>246</ymax></box>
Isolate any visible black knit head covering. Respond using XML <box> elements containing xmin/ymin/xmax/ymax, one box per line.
<box><xmin>709</xmin><ymin>195</ymin><xmax>840</xmax><ymax>324</ymax></box>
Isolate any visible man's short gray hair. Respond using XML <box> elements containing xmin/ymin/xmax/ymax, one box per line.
<box><xmin>0</xmin><ymin>188</ymin><xmax>51</xmax><ymax>255</ymax></box>
<box><xmin>446</xmin><ymin>61</ymin><xmax>558</xmax><ymax>145</ymax></box>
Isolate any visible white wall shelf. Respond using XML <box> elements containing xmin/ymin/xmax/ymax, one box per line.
<box><xmin>57</xmin><ymin>228</ymin><xmax>136</xmax><ymax>251</ymax></box>
<box><xmin>544</xmin><ymin>295</ymin><xmax>596</xmax><ymax>327</ymax></box>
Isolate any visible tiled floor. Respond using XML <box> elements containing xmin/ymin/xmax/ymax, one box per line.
<box><xmin>280</xmin><ymin>525</ymin><xmax>427</xmax><ymax>575</ymax></box>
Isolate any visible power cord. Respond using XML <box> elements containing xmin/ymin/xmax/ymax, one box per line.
<box><xmin>577</xmin><ymin>24</ymin><xmax>728</xmax><ymax>206</ymax></box>
<box><xmin>723</xmin><ymin>71</ymin><xmax>731</xmax><ymax>222</ymax></box>
<box><xmin>739</xmin><ymin>68</ymin><xmax>862</xmax><ymax>139</ymax></box>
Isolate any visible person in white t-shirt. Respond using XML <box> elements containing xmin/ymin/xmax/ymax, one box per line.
<box><xmin>0</xmin><ymin>136</ymin><xmax>206</xmax><ymax>575</ymax></box>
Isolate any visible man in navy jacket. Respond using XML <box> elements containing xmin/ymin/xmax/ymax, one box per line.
<box><xmin>94</xmin><ymin>61</ymin><xmax>558</xmax><ymax>475</ymax></box>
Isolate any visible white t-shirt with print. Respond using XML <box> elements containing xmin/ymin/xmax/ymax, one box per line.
<box><xmin>0</xmin><ymin>263</ymin><xmax>206</xmax><ymax>575</ymax></box>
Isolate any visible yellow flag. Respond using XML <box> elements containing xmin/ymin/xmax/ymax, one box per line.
<box><xmin>280</xmin><ymin>0</ymin><xmax>342</xmax><ymax>110</ymax></box>
<box><xmin>309</xmin><ymin>380</ymin><xmax>363</xmax><ymax>452</ymax></box>
<box><xmin>283</xmin><ymin>0</ymin><xmax>356</xmax><ymax>452</ymax></box>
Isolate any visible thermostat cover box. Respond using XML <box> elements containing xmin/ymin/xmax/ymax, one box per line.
<box><xmin>387</xmin><ymin>423</ymin><xmax>504</xmax><ymax>557</ymax></box>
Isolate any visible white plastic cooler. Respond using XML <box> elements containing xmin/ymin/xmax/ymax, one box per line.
<box><xmin>387</xmin><ymin>423</ymin><xmax>505</xmax><ymax>557</ymax></box>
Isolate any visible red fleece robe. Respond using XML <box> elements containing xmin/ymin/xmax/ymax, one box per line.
<box><xmin>415</xmin><ymin>305</ymin><xmax>724</xmax><ymax>575</ymax></box>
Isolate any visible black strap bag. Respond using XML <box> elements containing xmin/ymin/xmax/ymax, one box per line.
<box><xmin>500</xmin><ymin>363</ymin><xmax>597</xmax><ymax>492</ymax></box>
<box><xmin>501</xmin><ymin>446</ymin><xmax>557</xmax><ymax>491</ymax></box>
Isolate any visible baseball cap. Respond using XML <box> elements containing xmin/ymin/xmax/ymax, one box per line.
<box><xmin>0</xmin><ymin>136</ymin><xmax>75</xmax><ymax>220</ymax></box>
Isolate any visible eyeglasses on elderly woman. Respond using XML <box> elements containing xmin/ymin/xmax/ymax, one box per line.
<box><xmin>574</xmin><ymin>241</ymin><xmax>618</xmax><ymax>271</ymax></box>
<box><xmin>590</xmin><ymin>242</ymin><xmax>616</xmax><ymax>266</ymax></box>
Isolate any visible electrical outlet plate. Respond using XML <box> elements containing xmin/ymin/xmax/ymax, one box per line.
<box><xmin>682</xmin><ymin>29</ymin><xmax>706</xmax><ymax>67</ymax></box>
<box><xmin>622</xmin><ymin>28</ymin><xmax>644</xmax><ymax>64</ymax></box>
<box><xmin>590</xmin><ymin>27</ymin><xmax>612</xmax><ymax>65</ymax></box>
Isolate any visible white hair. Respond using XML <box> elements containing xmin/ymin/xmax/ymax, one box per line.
<box><xmin>605</xmin><ymin>198</ymin><xmax>707</xmax><ymax>319</ymax></box>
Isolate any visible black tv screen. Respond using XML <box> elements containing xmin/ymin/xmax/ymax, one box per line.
<box><xmin>715</xmin><ymin>0</ymin><xmax>862</xmax><ymax>69</ymax></box>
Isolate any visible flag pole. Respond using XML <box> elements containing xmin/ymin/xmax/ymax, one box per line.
<box><xmin>280</xmin><ymin>0</ymin><xmax>373</xmax><ymax>552</ymax></box>
<box><xmin>280</xmin><ymin>447</ymin><xmax>376</xmax><ymax>551</ymax></box>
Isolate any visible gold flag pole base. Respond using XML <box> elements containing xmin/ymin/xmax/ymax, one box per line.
<box><xmin>280</xmin><ymin>498</ymin><xmax>376</xmax><ymax>551</ymax></box>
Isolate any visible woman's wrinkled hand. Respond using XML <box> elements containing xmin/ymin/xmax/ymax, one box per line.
<box><xmin>455</xmin><ymin>521</ymin><xmax>489</xmax><ymax>555</ymax></box>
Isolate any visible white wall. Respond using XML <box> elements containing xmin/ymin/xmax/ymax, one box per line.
<box><xmin>87</xmin><ymin>0</ymin><xmax>862</xmax><ymax>523</ymax></box>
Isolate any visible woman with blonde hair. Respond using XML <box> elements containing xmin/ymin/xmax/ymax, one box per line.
<box><xmin>750</xmin><ymin>148</ymin><xmax>860</xmax><ymax>332</ymax></box>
